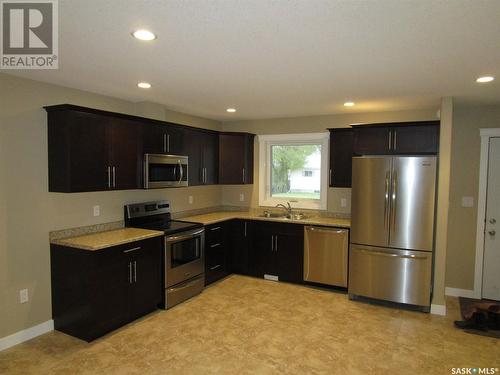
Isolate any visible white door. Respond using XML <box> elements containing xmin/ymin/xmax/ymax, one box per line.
<box><xmin>483</xmin><ymin>137</ymin><xmax>500</xmax><ymax>300</ymax></box>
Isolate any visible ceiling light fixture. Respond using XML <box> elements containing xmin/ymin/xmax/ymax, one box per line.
<box><xmin>137</xmin><ymin>82</ymin><xmax>152</xmax><ymax>89</ymax></box>
<box><xmin>226</xmin><ymin>108</ymin><xmax>236</xmax><ymax>113</ymax></box>
<box><xmin>476</xmin><ymin>76</ymin><xmax>494</xmax><ymax>83</ymax></box>
<box><xmin>132</xmin><ymin>29</ymin><xmax>156</xmax><ymax>41</ymax></box>
<box><xmin>344</xmin><ymin>101</ymin><xmax>355</xmax><ymax>107</ymax></box>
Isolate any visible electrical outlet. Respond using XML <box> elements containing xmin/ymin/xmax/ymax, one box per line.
<box><xmin>239</xmin><ymin>193</ymin><xmax>245</xmax><ymax>202</ymax></box>
<box><xmin>340</xmin><ymin>198</ymin><xmax>347</xmax><ymax>208</ymax></box>
<box><xmin>188</xmin><ymin>196</ymin><xmax>193</xmax><ymax>205</ymax></box>
<box><xmin>93</xmin><ymin>205</ymin><xmax>100</xmax><ymax>217</ymax></box>
<box><xmin>19</xmin><ymin>289</ymin><xmax>28</xmax><ymax>304</ymax></box>
<box><xmin>461</xmin><ymin>196</ymin><xmax>474</xmax><ymax>207</ymax></box>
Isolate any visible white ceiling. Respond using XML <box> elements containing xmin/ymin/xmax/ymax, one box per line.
<box><xmin>8</xmin><ymin>0</ymin><xmax>500</xmax><ymax>120</ymax></box>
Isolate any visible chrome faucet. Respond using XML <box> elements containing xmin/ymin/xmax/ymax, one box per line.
<box><xmin>275</xmin><ymin>202</ymin><xmax>293</xmax><ymax>217</ymax></box>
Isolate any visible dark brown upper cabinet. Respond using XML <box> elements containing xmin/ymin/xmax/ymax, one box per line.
<box><xmin>142</xmin><ymin>122</ymin><xmax>185</xmax><ymax>155</ymax></box>
<box><xmin>46</xmin><ymin>105</ymin><xmax>142</xmax><ymax>192</ymax></box>
<box><xmin>219</xmin><ymin>132</ymin><xmax>255</xmax><ymax>184</ymax></box>
<box><xmin>182</xmin><ymin>127</ymin><xmax>219</xmax><ymax>186</ymax></box>
<box><xmin>328</xmin><ymin>128</ymin><xmax>354</xmax><ymax>188</ymax></box>
<box><xmin>352</xmin><ymin>121</ymin><xmax>439</xmax><ymax>156</ymax></box>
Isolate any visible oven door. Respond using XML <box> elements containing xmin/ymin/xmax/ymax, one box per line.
<box><xmin>144</xmin><ymin>154</ymin><xmax>188</xmax><ymax>188</ymax></box>
<box><xmin>165</xmin><ymin>228</ymin><xmax>205</xmax><ymax>287</ymax></box>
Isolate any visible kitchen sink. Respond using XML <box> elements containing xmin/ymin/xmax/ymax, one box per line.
<box><xmin>259</xmin><ymin>212</ymin><xmax>308</xmax><ymax>220</ymax></box>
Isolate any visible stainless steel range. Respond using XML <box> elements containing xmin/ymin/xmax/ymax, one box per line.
<box><xmin>125</xmin><ymin>200</ymin><xmax>205</xmax><ymax>309</ymax></box>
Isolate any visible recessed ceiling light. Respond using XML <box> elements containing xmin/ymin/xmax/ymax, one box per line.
<box><xmin>132</xmin><ymin>29</ymin><xmax>156</xmax><ymax>41</ymax></box>
<box><xmin>137</xmin><ymin>82</ymin><xmax>151</xmax><ymax>89</ymax></box>
<box><xmin>476</xmin><ymin>76</ymin><xmax>494</xmax><ymax>83</ymax></box>
<box><xmin>226</xmin><ymin>108</ymin><xmax>236</xmax><ymax>113</ymax></box>
<box><xmin>344</xmin><ymin>101</ymin><xmax>355</xmax><ymax>107</ymax></box>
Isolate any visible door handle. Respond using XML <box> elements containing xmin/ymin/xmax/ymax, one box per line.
<box><xmin>210</xmin><ymin>243</ymin><xmax>221</xmax><ymax>248</ymax></box>
<box><xmin>112</xmin><ymin>166</ymin><xmax>116</xmax><ymax>188</ymax></box>
<box><xmin>167</xmin><ymin>134</ymin><xmax>170</xmax><ymax>153</ymax></box>
<box><xmin>244</xmin><ymin>222</ymin><xmax>247</xmax><ymax>237</ymax></box>
<box><xmin>275</xmin><ymin>235</ymin><xmax>278</xmax><ymax>252</ymax></box>
<box><xmin>163</xmin><ymin>133</ymin><xmax>167</xmax><ymax>153</ymax></box>
<box><xmin>391</xmin><ymin>170</ymin><xmax>397</xmax><ymax>232</ymax></box>
<box><xmin>107</xmin><ymin>166</ymin><xmax>111</xmax><ymax>188</ymax></box>
<box><xmin>384</xmin><ymin>170</ymin><xmax>390</xmax><ymax>230</ymax></box>
<box><xmin>128</xmin><ymin>262</ymin><xmax>132</xmax><ymax>284</ymax></box>
<box><xmin>210</xmin><ymin>264</ymin><xmax>221</xmax><ymax>271</ymax></box>
<box><xmin>242</xmin><ymin>168</ymin><xmax>246</xmax><ymax>183</ymax></box>
<box><xmin>393</xmin><ymin>130</ymin><xmax>397</xmax><ymax>150</ymax></box>
<box><xmin>329</xmin><ymin>169</ymin><xmax>332</xmax><ymax>186</ymax></box>
<box><xmin>388</xmin><ymin>131</ymin><xmax>392</xmax><ymax>150</ymax></box>
<box><xmin>489</xmin><ymin>230</ymin><xmax>496</xmax><ymax>236</ymax></box>
<box><xmin>133</xmin><ymin>261</ymin><xmax>137</xmax><ymax>282</ymax></box>
<box><xmin>178</xmin><ymin>160</ymin><xmax>183</xmax><ymax>184</ymax></box>
<box><xmin>359</xmin><ymin>249</ymin><xmax>427</xmax><ymax>260</ymax></box>
<box><xmin>271</xmin><ymin>235</ymin><xmax>274</xmax><ymax>251</ymax></box>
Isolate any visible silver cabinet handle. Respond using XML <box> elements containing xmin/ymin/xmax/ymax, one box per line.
<box><xmin>133</xmin><ymin>261</ymin><xmax>137</xmax><ymax>282</ymax></box>
<box><xmin>210</xmin><ymin>264</ymin><xmax>221</xmax><ymax>271</ymax></box>
<box><xmin>275</xmin><ymin>235</ymin><xmax>278</xmax><ymax>252</ymax></box>
<box><xmin>388</xmin><ymin>131</ymin><xmax>392</xmax><ymax>151</ymax></box>
<box><xmin>128</xmin><ymin>262</ymin><xmax>132</xmax><ymax>284</ymax></box>
<box><xmin>489</xmin><ymin>230</ymin><xmax>496</xmax><ymax>236</ymax></box>
<box><xmin>329</xmin><ymin>169</ymin><xmax>332</xmax><ymax>186</ymax></box>
<box><xmin>242</xmin><ymin>168</ymin><xmax>246</xmax><ymax>183</ymax></box>
<box><xmin>167</xmin><ymin>134</ymin><xmax>170</xmax><ymax>153</ymax></box>
<box><xmin>359</xmin><ymin>249</ymin><xmax>427</xmax><ymax>260</ymax></box>
<box><xmin>271</xmin><ymin>235</ymin><xmax>274</xmax><ymax>251</ymax></box>
<box><xmin>210</xmin><ymin>243</ymin><xmax>221</xmax><ymax>248</ymax></box>
<box><xmin>210</xmin><ymin>226</ymin><xmax>221</xmax><ymax>231</ymax></box>
<box><xmin>393</xmin><ymin>130</ymin><xmax>397</xmax><ymax>150</ymax></box>
<box><xmin>244</xmin><ymin>222</ymin><xmax>247</xmax><ymax>237</ymax></box>
<box><xmin>112</xmin><ymin>166</ymin><xmax>116</xmax><ymax>188</ymax></box>
<box><xmin>163</xmin><ymin>134</ymin><xmax>167</xmax><ymax>153</ymax></box>
<box><xmin>123</xmin><ymin>246</ymin><xmax>141</xmax><ymax>253</ymax></box>
<box><xmin>107</xmin><ymin>166</ymin><xmax>111</xmax><ymax>188</ymax></box>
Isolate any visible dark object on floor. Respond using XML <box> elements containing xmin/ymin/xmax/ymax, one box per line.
<box><xmin>454</xmin><ymin>297</ymin><xmax>500</xmax><ymax>339</ymax></box>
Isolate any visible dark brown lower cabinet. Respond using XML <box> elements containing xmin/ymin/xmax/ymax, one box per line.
<box><xmin>205</xmin><ymin>222</ymin><xmax>231</xmax><ymax>285</ymax></box>
<box><xmin>50</xmin><ymin>237</ymin><xmax>162</xmax><ymax>342</ymax></box>
<box><xmin>229</xmin><ymin>220</ymin><xmax>257</xmax><ymax>276</ymax></box>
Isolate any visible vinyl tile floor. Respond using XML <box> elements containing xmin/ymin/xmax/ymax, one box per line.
<box><xmin>0</xmin><ymin>275</ymin><xmax>498</xmax><ymax>375</ymax></box>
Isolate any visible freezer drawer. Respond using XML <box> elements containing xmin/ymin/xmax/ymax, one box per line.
<box><xmin>304</xmin><ymin>226</ymin><xmax>348</xmax><ymax>287</ymax></box>
<box><xmin>165</xmin><ymin>274</ymin><xmax>204</xmax><ymax>309</ymax></box>
<box><xmin>348</xmin><ymin>245</ymin><xmax>432</xmax><ymax>306</ymax></box>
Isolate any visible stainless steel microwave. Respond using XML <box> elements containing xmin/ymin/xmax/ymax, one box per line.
<box><xmin>144</xmin><ymin>154</ymin><xmax>188</xmax><ymax>188</ymax></box>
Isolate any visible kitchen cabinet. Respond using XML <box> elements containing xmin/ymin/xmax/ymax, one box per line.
<box><xmin>328</xmin><ymin>128</ymin><xmax>354</xmax><ymax>188</ymax></box>
<box><xmin>252</xmin><ymin>221</ymin><xmax>304</xmax><ymax>284</ymax></box>
<box><xmin>46</xmin><ymin>105</ymin><xmax>142</xmax><ymax>192</ymax></box>
<box><xmin>229</xmin><ymin>220</ymin><xmax>256</xmax><ymax>276</ymax></box>
<box><xmin>205</xmin><ymin>222</ymin><xmax>231</xmax><ymax>285</ymax></box>
<box><xmin>352</xmin><ymin>121</ymin><xmax>439</xmax><ymax>156</ymax></box>
<box><xmin>142</xmin><ymin>122</ymin><xmax>185</xmax><ymax>155</ymax></box>
<box><xmin>219</xmin><ymin>132</ymin><xmax>255</xmax><ymax>184</ymax></box>
<box><xmin>50</xmin><ymin>237</ymin><xmax>162</xmax><ymax>342</ymax></box>
<box><xmin>183</xmin><ymin>128</ymin><xmax>219</xmax><ymax>186</ymax></box>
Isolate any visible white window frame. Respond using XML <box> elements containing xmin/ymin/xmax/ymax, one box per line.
<box><xmin>258</xmin><ymin>133</ymin><xmax>329</xmax><ymax>210</ymax></box>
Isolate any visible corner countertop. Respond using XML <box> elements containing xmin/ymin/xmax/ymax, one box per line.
<box><xmin>180</xmin><ymin>211</ymin><xmax>350</xmax><ymax>228</ymax></box>
<box><xmin>50</xmin><ymin>227</ymin><xmax>164</xmax><ymax>251</ymax></box>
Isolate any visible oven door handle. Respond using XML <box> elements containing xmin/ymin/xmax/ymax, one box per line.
<box><xmin>178</xmin><ymin>160</ymin><xmax>183</xmax><ymax>185</ymax></box>
<box><xmin>166</xmin><ymin>228</ymin><xmax>205</xmax><ymax>243</ymax></box>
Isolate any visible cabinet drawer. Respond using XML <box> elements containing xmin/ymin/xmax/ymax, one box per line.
<box><xmin>206</xmin><ymin>224</ymin><xmax>225</xmax><ymax>245</ymax></box>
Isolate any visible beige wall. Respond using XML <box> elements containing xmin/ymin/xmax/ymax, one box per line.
<box><xmin>220</xmin><ymin>109</ymin><xmax>439</xmax><ymax>212</ymax></box>
<box><xmin>0</xmin><ymin>73</ymin><xmax>222</xmax><ymax>338</ymax></box>
<box><xmin>446</xmin><ymin>104</ymin><xmax>500</xmax><ymax>291</ymax></box>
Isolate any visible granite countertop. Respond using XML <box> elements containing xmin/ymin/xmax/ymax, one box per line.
<box><xmin>50</xmin><ymin>227</ymin><xmax>164</xmax><ymax>251</ymax></box>
<box><xmin>180</xmin><ymin>211</ymin><xmax>350</xmax><ymax>228</ymax></box>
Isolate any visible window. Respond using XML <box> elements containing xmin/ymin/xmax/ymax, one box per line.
<box><xmin>259</xmin><ymin>133</ymin><xmax>329</xmax><ymax>210</ymax></box>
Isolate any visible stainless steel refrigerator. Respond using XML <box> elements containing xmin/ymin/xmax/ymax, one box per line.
<box><xmin>348</xmin><ymin>156</ymin><xmax>437</xmax><ymax>309</ymax></box>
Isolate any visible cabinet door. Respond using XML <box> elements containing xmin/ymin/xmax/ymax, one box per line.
<box><xmin>108</xmin><ymin>118</ymin><xmax>142</xmax><ymax>190</ymax></box>
<box><xmin>252</xmin><ymin>222</ymin><xmax>278</xmax><ymax>278</ymax></box>
<box><xmin>353</xmin><ymin>126</ymin><xmax>391</xmax><ymax>155</ymax></box>
<box><xmin>276</xmin><ymin>231</ymin><xmax>304</xmax><ymax>284</ymax></box>
<box><xmin>183</xmin><ymin>128</ymin><xmax>203</xmax><ymax>186</ymax></box>
<box><xmin>128</xmin><ymin>238</ymin><xmax>162</xmax><ymax>320</ymax></box>
<box><xmin>89</xmin><ymin>247</ymin><xmax>130</xmax><ymax>340</ymax></box>
<box><xmin>165</xmin><ymin>125</ymin><xmax>185</xmax><ymax>155</ymax></box>
<box><xmin>392</xmin><ymin>124</ymin><xmax>439</xmax><ymax>154</ymax></box>
<box><xmin>219</xmin><ymin>134</ymin><xmax>246</xmax><ymax>184</ymax></box>
<box><xmin>230</xmin><ymin>220</ymin><xmax>254</xmax><ymax>275</ymax></box>
<box><xmin>142</xmin><ymin>123</ymin><xmax>167</xmax><ymax>154</ymax></box>
<box><xmin>329</xmin><ymin>129</ymin><xmax>353</xmax><ymax>187</ymax></box>
<box><xmin>243</xmin><ymin>134</ymin><xmax>255</xmax><ymax>184</ymax></box>
<box><xmin>201</xmin><ymin>132</ymin><xmax>219</xmax><ymax>185</ymax></box>
<box><xmin>68</xmin><ymin>111</ymin><xmax>109</xmax><ymax>192</ymax></box>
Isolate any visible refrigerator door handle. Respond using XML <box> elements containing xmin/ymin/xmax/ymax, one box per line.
<box><xmin>358</xmin><ymin>249</ymin><xmax>428</xmax><ymax>260</ymax></box>
<box><xmin>384</xmin><ymin>170</ymin><xmax>390</xmax><ymax>230</ymax></box>
<box><xmin>391</xmin><ymin>170</ymin><xmax>398</xmax><ymax>233</ymax></box>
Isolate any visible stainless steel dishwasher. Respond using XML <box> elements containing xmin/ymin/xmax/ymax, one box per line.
<box><xmin>303</xmin><ymin>226</ymin><xmax>349</xmax><ymax>287</ymax></box>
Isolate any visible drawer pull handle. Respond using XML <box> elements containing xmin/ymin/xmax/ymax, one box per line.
<box><xmin>210</xmin><ymin>243</ymin><xmax>221</xmax><ymax>248</ymax></box>
<box><xmin>210</xmin><ymin>226</ymin><xmax>221</xmax><ymax>231</ymax></box>
<box><xmin>123</xmin><ymin>246</ymin><xmax>141</xmax><ymax>253</ymax></box>
<box><xmin>210</xmin><ymin>264</ymin><xmax>221</xmax><ymax>271</ymax></box>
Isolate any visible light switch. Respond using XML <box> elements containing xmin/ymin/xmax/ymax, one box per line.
<box><xmin>188</xmin><ymin>196</ymin><xmax>193</xmax><ymax>205</ymax></box>
<box><xmin>461</xmin><ymin>196</ymin><xmax>474</xmax><ymax>207</ymax></box>
<box><xmin>93</xmin><ymin>205</ymin><xmax>100</xmax><ymax>216</ymax></box>
<box><xmin>239</xmin><ymin>193</ymin><xmax>245</xmax><ymax>202</ymax></box>
<box><xmin>340</xmin><ymin>198</ymin><xmax>347</xmax><ymax>208</ymax></box>
<box><xmin>20</xmin><ymin>289</ymin><xmax>28</xmax><ymax>304</ymax></box>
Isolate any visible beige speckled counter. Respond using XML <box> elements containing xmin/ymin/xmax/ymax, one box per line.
<box><xmin>181</xmin><ymin>211</ymin><xmax>350</xmax><ymax>228</ymax></box>
<box><xmin>50</xmin><ymin>228</ymin><xmax>164</xmax><ymax>251</ymax></box>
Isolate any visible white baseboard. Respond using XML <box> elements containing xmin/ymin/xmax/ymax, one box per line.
<box><xmin>0</xmin><ymin>320</ymin><xmax>54</xmax><ymax>352</ymax></box>
<box><xmin>445</xmin><ymin>287</ymin><xmax>475</xmax><ymax>298</ymax></box>
<box><xmin>430</xmin><ymin>304</ymin><xmax>446</xmax><ymax>316</ymax></box>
